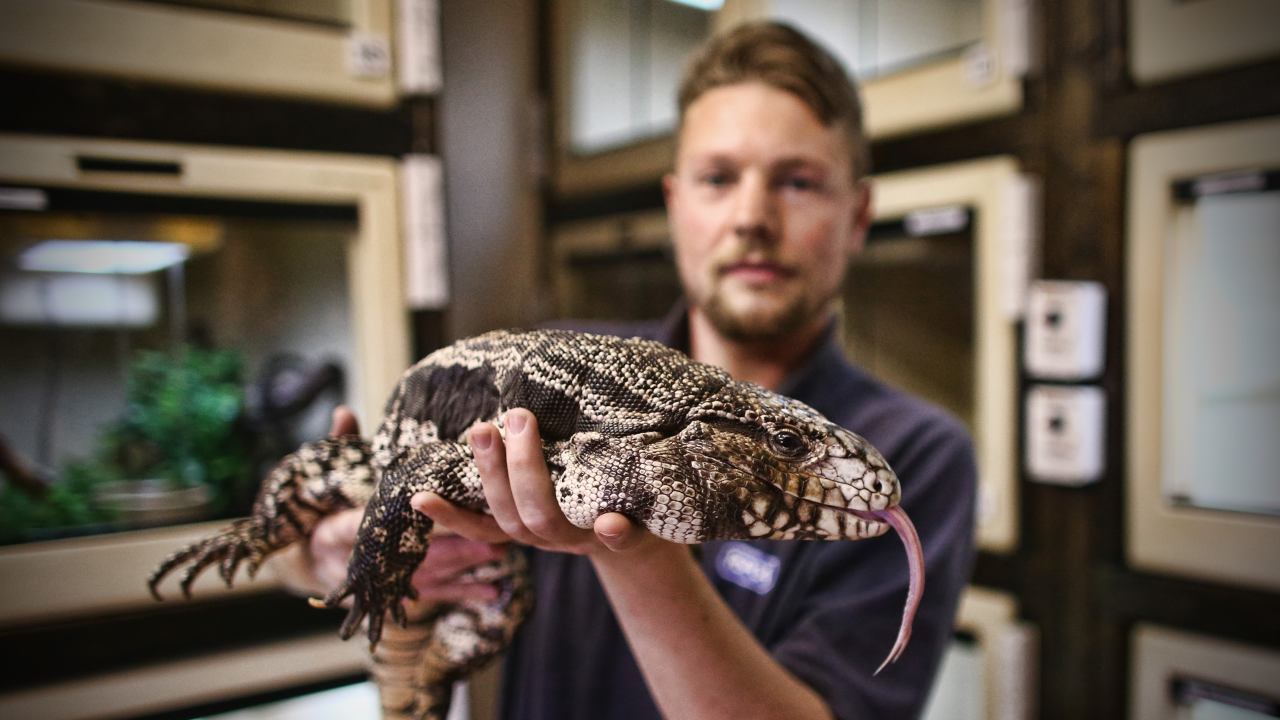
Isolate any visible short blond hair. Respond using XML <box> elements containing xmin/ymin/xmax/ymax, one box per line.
<box><xmin>678</xmin><ymin>21</ymin><xmax>870</xmax><ymax>180</ymax></box>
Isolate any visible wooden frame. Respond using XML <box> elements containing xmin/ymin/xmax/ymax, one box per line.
<box><xmin>1126</xmin><ymin>117</ymin><xmax>1280</xmax><ymax>591</ymax></box>
<box><xmin>548</xmin><ymin>0</ymin><xmax>1030</xmax><ymax>198</ymax></box>
<box><xmin>1129</xmin><ymin>0</ymin><xmax>1280</xmax><ymax>84</ymax></box>
<box><xmin>873</xmin><ymin>157</ymin><xmax>1036</xmax><ymax>553</ymax></box>
<box><xmin>1130</xmin><ymin>624</ymin><xmax>1280</xmax><ymax>720</ymax></box>
<box><xmin>0</xmin><ymin>133</ymin><xmax>410</xmax><ymax>622</ymax></box>
<box><xmin>0</xmin><ymin>0</ymin><xmax>398</xmax><ymax>106</ymax></box>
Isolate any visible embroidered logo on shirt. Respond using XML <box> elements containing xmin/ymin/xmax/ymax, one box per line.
<box><xmin>715</xmin><ymin>542</ymin><xmax>781</xmax><ymax>595</ymax></box>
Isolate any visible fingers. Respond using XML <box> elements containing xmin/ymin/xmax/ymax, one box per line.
<box><xmin>503</xmin><ymin>411</ymin><xmax>587</xmax><ymax>545</ymax></box>
<box><xmin>328</xmin><ymin>405</ymin><xmax>361</xmax><ymax>438</ymax></box>
<box><xmin>411</xmin><ymin>492</ymin><xmax>509</xmax><ymax>543</ymax></box>
<box><xmin>470</xmin><ymin>410</ymin><xmax>594</xmax><ymax>553</ymax></box>
<box><xmin>468</xmin><ymin>421</ymin><xmax>530</xmax><ymax>541</ymax></box>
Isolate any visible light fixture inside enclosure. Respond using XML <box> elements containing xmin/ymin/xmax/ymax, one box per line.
<box><xmin>18</xmin><ymin>240</ymin><xmax>190</xmax><ymax>275</ymax></box>
<box><xmin>666</xmin><ymin>0</ymin><xmax>724</xmax><ymax>9</ymax></box>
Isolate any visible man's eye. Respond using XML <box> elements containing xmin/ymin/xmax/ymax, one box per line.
<box><xmin>780</xmin><ymin>176</ymin><xmax>819</xmax><ymax>191</ymax></box>
<box><xmin>700</xmin><ymin>171</ymin><xmax>733</xmax><ymax>187</ymax></box>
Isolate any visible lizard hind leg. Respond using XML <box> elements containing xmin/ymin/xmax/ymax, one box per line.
<box><xmin>370</xmin><ymin>547</ymin><xmax>533</xmax><ymax>720</ymax></box>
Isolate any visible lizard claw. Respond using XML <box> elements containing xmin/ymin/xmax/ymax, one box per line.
<box><xmin>322</xmin><ymin>564</ymin><xmax>417</xmax><ymax>651</ymax></box>
<box><xmin>148</xmin><ymin>519</ymin><xmax>266</xmax><ymax>601</ymax></box>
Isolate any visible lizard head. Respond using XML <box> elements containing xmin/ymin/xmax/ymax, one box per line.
<box><xmin>678</xmin><ymin>382</ymin><xmax>902</xmax><ymax>542</ymax></box>
<box><xmin>673</xmin><ymin>381</ymin><xmax>924</xmax><ymax>674</ymax></box>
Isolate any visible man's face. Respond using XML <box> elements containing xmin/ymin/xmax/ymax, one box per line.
<box><xmin>665</xmin><ymin>81</ymin><xmax>870</xmax><ymax>343</ymax></box>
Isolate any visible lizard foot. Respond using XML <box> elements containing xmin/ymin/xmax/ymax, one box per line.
<box><xmin>148</xmin><ymin>519</ymin><xmax>269</xmax><ymax>600</ymax></box>
<box><xmin>316</xmin><ymin>560</ymin><xmax>419</xmax><ymax>651</ymax></box>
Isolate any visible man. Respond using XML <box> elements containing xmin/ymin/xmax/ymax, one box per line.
<box><xmin>300</xmin><ymin>21</ymin><xmax>976</xmax><ymax>719</ymax></box>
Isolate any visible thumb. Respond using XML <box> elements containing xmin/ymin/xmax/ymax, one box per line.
<box><xmin>594</xmin><ymin>512</ymin><xmax>644</xmax><ymax>553</ymax></box>
<box><xmin>329</xmin><ymin>405</ymin><xmax>361</xmax><ymax>437</ymax></box>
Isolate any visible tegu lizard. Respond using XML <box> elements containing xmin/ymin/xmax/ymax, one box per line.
<box><xmin>149</xmin><ymin>328</ymin><xmax>925</xmax><ymax>720</ymax></box>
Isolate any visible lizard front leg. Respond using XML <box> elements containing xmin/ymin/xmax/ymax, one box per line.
<box><xmin>319</xmin><ymin>441</ymin><xmax>484</xmax><ymax>647</ymax></box>
<box><xmin>148</xmin><ymin>436</ymin><xmax>375</xmax><ymax>599</ymax></box>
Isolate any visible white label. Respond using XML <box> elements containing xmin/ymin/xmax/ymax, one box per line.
<box><xmin>715</xmin><ymin>542</ymin><xmax>781</xmax><ymax>595</ymax></box>
<box><xmin>401</xmin><ymin>155</ymin><xmax>449</xmax><ymax>309</ymax></box>
<box><xmin>1000</xmin><ymin>0</ymin><xmax>1033</xmax><ymax>76</ymax></box>
<box><xmin>1025</xmin><ymin>280</ymin><xmax>1107</xmax><ymax>380</ymax></box>
<box><xmin>1026</xmin><ymin>385</ymin><xmax>1106</xmax><ymax>485</ymax></box>
<box><xmin>1192</xmin><ymin>170</ymin><xmax>1265</xmax><ymax>197</ymax></box>
<box><xmin>348</xmin><ymin>33</ymin><xmax>392</xmax><ymax>79</ymax></box>
<box><xmin>0</xmin><ymin>187</ymin><xmax>47</xmax><ymax>210</ymax></box>
<box><xmin>965</xmin><ymin>44</ymin><xmax>996</xmax><ymax>87</ymax></box>
<box><xmin>1001</xmin><ymin>174</ymin><xmax>1040</xmax><ymax>320</ymax></box>
<box><xmin>397</xmin><ymin>0</ymin><xmax>442</xmax><ymax>94</ymax></box>
<box><xmin>905</xmin><ymin>205</ymin><xmax>969</xmax><ymax>236</ymax></box>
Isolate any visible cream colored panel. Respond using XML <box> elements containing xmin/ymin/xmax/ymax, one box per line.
<box><xmin>1126</xmin><ymin>117</ymin><xmax>1280</xmax><ymax>591</ymax></box>
<box><xmin>0</xmin><ymin>521</ymin><xmax>275</xmax><ymax>627</ymax></box>
<box><xmin>0</xmin><ymin>0</ymin><xmax>396</xmax><ymax>106</ymax></box>
<box><xmin>0</xmin><ymin>630</ymin><xmax>366</xmax><ymax>720</ymax></box>
<box><xmin>1131</xmin><ymin>624</ymin><xmax>1280</xmax><ymax>720</ymax></box>
<box><xmin>1130</xmin><ymin>0</ymin><xmax>1280</xmax><ymax>84</ymax></box>
<box><xmin>873</xmin><ymin>157</ymin><xmax>1034</xmax><ymax>552</ymax></box>
<box><xmin>923</xmin><ymin>587</ymin><xmax>1038</xmax><ymax>720</ymax></box>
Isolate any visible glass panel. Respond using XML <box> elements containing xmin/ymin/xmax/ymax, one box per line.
<box><xmin>1164</xmin><ymin>189</ymin><xmax>1280</xmax><ymax>518</ymax></box>
<box><xmin>920</xmin><ymin>634</ymin><xmax>984</xmax><ymax>720</ymax></box>
<box><xmin>0</xmin><ymin>192</ymin><xmax>358</xmax><ymax>544</ymax></box>
<box><xmin>140</xmin><ymin>0</ymin><xmax>354</xmax><ymax>28</ymax></box>
<box><xmin>568</xmin><ymin>0</ymin><xmax>712</xmax><ymax>154</ymax></box>
<box><xmin>843</xmin><ymin>218</ymin><xmax>975</xmax><ymax>428</ymax></box>
<box><xmin>771</xmin><ymin>0</ymin><xmax>984</xmax><ymax>79</ymax></box>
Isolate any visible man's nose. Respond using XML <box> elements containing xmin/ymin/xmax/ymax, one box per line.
<box><xmin>732</xmin><ymin>172</ymin><xmax>776</xmax><ymax>241</ymax></box>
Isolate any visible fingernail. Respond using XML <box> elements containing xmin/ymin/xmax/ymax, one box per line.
<box><xmin>507</xmin><ymin>411</ymin><xmax>527</xmax><ymax>434</ymax></box>
<box><xmin>470</xmin><ymin>426</ymin><xmax>492</xmax><ymax>450</ymax></box>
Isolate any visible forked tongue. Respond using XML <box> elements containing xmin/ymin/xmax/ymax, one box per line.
<box><xmin>870</xmin><ymin>505</ymin><xmax>924</xmax><ymax>675</ymax></box>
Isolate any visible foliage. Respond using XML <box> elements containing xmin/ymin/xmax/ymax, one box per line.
<box><xmin>0</xmin><ymin>462</ymin><xmax>121</xmax><ymax>545</ymax></box>
<box><xmin>0</xmin><ymin>346</ymin><xmax>253</xmax><ymax>544</ymax></box>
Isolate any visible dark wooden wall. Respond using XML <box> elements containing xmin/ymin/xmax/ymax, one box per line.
<box><xmin>539</xmin><ymin>1</ymin><xmax>1280</xmax><ymax>719</ymax></box>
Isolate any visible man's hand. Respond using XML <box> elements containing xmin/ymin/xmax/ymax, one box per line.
<box><xmin>410</xmin><ymin>408</ymin><xmax>655</xmax><ymax>557</ymax></box>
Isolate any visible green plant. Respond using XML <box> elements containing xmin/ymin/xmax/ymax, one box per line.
<box><xmin>0</xmin><ymin>345</ymin><xmax>253</xmax><ymax>544</ymax></box>
<box><xmin>105</xmin><ymin>345</ymin><xmax>253</xmax><ymax>508</ymax></box>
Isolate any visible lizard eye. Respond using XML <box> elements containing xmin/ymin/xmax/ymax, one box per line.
<box><xmin>768</xmin><ymin>429</ymin><xmax>807</xmax><ymax>458</ymax></box>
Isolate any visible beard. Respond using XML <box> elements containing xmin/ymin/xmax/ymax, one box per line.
<box><xmin>697</xmin><ymin>276</ymin><xmax>838</xmax><ymax>344</ymax></box>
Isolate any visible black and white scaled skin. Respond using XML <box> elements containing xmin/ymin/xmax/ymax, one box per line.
<box><xmin>149</xmin><ymin>329</ymin><xmax>925</xmax><ymax>720</ymax></box>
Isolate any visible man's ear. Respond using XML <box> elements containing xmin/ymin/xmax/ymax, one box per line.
<box><xmin>848</xmin><ymin>179</ymin><xmax>873</xmax><ymax>255</ymax></box>
<box><xmin>662</xmin><ymin>172</ymin><xmax>676</xmax><ymax>208</ymax></box>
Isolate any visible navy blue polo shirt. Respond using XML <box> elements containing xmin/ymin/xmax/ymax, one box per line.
<box><xmin>498</xmin><ymin>308</ymin><xmax>978</xmax><ymax>719</ymax></box>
